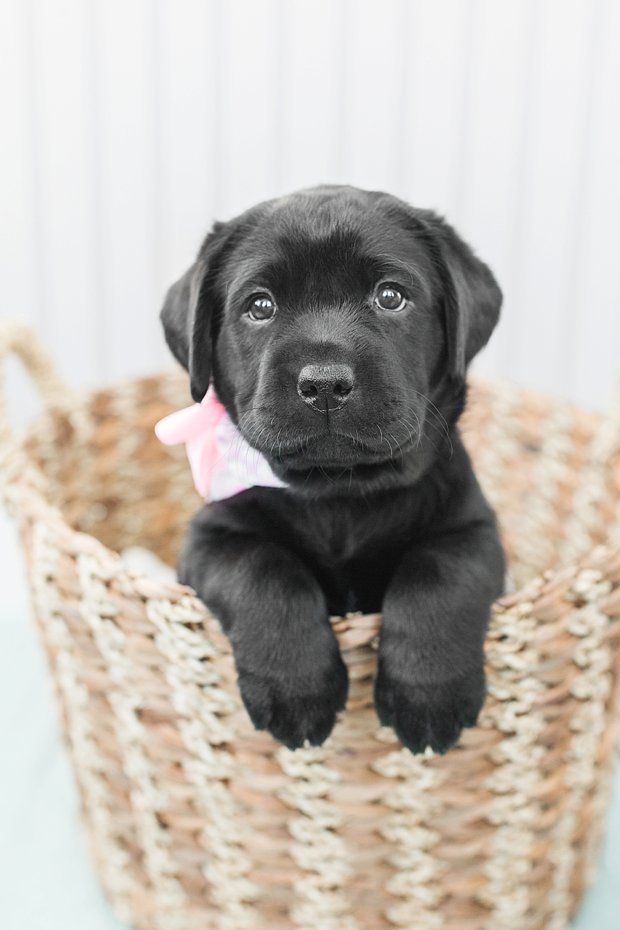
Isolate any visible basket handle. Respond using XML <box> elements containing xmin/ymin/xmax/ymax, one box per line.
<box><xmin>0</xmin><ymin>320</ymin><xmax>73</xmax><ymax>494</ymax></box>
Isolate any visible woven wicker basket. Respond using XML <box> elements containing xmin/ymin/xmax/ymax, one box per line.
<box><xmin>1</xmin><ymin>320</ymin><xmax>620</xmax><ymax>930</ymax></box>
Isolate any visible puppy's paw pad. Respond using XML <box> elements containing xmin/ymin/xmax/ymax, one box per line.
<box><xmin>238</xmin><ymin>661</ymin><xmax>348</xmax><ymax>749</ymax></box>
<box><xmin>374</xmin><ymin>667</ymin><xmax>485</xmax><ymax>755</ymax></box>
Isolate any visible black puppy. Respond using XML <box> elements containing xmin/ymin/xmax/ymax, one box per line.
<box><xmin>161</xmin><ymin>186</ymin><xmax>505</xmax><ymax>754</ymax></box>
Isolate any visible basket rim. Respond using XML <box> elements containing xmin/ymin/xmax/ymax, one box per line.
<box><xmin>11</xmin><ymin>461</ymin><xmax>620</xmax><ymax>651</ymax></box>
<box><xmin>2</xmin><ymin>369</ymin><xmax>618</xmax><ymax>655</ymax></box>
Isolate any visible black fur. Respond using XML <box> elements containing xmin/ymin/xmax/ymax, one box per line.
<box><xmin>161</xmin><ymin>185</ymin><xmax>505</xmax><ymax>753</ymax></box>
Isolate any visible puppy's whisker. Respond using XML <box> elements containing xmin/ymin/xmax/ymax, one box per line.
<box><xmin>418</xmin><ymin>416</ymin><xmax>450</xmax><ymax>458</ymax></box>
<box><xmin>318</xmin><ymin>466</ymin><xmax>336</xmax><ymax>485</ymax></box>
<box><xmin>423</xmin><ymin>411</ymin><xmax>454</xmax><ymax>458</ymax></box>
<box><xmin>386</xmin><ymin>430</ymin><xmax>402</xmax><ymax>456</ymax></box>
<box><xmin>396</xmin><ymin>417</ymin><xmax>416</xmax><ymax>449</ymax></box>
<box><xmin>402</xmin><ymin>396</ymin><xmax>453</xmax><ymax>459</ymax></box>
<box><xmin>399</xmin><ymin>412</ymin><xmax>424</xmax><ymax>451</ymax></box>
<box><xmin>377</xmin><ymin>425</ymin><xmax>394</xmax><ymax>458</ymax></box>
<box><xmin>409</xmin><ymin>390</ymin><xmax>453</xmax><ymax>445</ymax></box>
<box><xmin>251</xmin><ymin>425</ymin><xmax>270</xmax><ymax>452</ymax></box>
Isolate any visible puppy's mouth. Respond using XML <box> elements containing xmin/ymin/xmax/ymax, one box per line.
<box><xmin>255</xmin><ymin>430</ymin><xmax>419</xmax><ymax>470</ymax></box>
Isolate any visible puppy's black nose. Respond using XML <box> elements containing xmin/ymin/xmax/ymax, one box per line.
<box><xmin>297</xmin><ymin>364</ymin><xmax>354</xmax><ymax>410</ymax></box>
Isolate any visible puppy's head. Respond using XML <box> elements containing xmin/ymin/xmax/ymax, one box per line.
<box><xmin>161</xmin><ymin>186</ymin><xmax>501</xmax><ymax>494</ymax></box>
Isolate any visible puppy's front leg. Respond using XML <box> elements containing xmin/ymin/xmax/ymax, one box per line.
<box><xmin>375</xmin><ymin>519</ymin><xmax>504</xmax><ymax>754</ymax></box>
<box><xmin>179</xmin><ymin>507</ymin><xmax>348</xmax><ymax>749</ymax></box>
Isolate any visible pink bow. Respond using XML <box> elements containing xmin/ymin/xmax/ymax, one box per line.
<box><xmin>155</xmin><ymin>388</ymin><xmax>226</xmax><ymax>498</ymax></box>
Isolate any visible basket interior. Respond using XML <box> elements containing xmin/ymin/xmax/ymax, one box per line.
<box><xmin>22</xmin><ymin>371</ymin><xmax>616</xmax><ymax>588</ymax></box>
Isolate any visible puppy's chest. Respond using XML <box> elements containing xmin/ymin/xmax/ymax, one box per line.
<box><xmin>300</xmin><ymin>512</ymin><xmax>358</xmax><ymax>563</ymax></box>
<box><xmin>293</xmin><ymin>499</ymin><xmax>407</xmax><ymax>566</ymax></box>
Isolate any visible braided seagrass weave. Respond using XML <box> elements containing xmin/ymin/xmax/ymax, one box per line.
<box><xmin>1</xmin><ymin>320</ymin><xmax>620</xmax><ymax>930</ymax></box>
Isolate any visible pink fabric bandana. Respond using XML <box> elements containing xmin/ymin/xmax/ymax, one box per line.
<box><xmin>154</xmin><ymin>387</ymin><xmax>286</xmax><ymax>502</ymax></box>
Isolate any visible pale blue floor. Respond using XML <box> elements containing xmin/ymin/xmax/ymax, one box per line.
<box><xmin>0</xmin><ymin>516</ymin><xmax>618</xmax><ymax>929</ymax></box>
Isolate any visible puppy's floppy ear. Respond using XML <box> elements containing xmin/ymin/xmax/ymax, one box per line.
<box><xmin>419</xmin><ymin>211</ymin><xmax>502</xmax><ymax>381</ymax></box>
<box><xmin>160</xmin><ymin>221</ymin><xmax>231</xmax><ymax>402</ymax></box>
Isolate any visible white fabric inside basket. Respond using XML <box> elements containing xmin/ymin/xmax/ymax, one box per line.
<box><xmin>121</xmin><ymin>546</ymin><xmax>177</xmax><ymax>583</ymax></box>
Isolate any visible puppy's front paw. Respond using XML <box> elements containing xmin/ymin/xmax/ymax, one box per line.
<box><xmin>238</xmin><ymin>655</ymin><xmax>348</xmax><ymax>750</ymax></box>
<box><xmin>374</xmin><ymin>662</ymin><xmax>485</xmax><ymax>754</ymax></box>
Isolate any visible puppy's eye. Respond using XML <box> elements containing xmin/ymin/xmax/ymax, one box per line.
<box><xmin>247</xmin><ymin>294</ymin><xmax>276</xmax><ymax>323</ymax></box>
<box><xmin>375</xmin><ymin>284</ymin><xmax>406</xmax><ymax>312</ymax></box>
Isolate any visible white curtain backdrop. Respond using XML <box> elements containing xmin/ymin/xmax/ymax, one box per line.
<box><xmin>1</xmin><ymin>0</ymin><xmax>619</xmax><ymax>410</ymax></box>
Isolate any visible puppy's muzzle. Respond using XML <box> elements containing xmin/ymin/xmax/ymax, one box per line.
<box><xmin>297</xmin><ymin>364</ymin><xmax>354</xmax><ymax>412</ymax></box>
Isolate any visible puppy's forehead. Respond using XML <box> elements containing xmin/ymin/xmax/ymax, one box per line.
<box><xmin>225</xmin><ymin>191</ymin><xmax>433</xmax><ymax>296</ymax></box>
